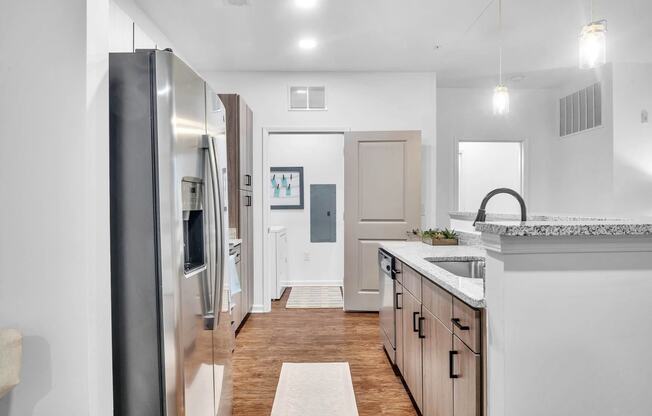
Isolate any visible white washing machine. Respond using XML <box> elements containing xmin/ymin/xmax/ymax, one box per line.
<box><xmin>269</xmin><ymin>226</ymin><xmax>288</xmax><ymax>300</ymax></box>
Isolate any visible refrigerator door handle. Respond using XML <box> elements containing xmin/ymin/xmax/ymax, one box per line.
<box><xmin>204</xmin><ymin>134</ymin><xmax>226</xmax><ymax>328</ymax></box>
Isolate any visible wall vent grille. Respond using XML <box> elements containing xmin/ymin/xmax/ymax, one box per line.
<box><xmin>560</xmin><ymin>82</ymin><xmax>602</xmax><ymax>137</ymax></box>
<box><xmin>289</xmin><ymin>86</ymin><xmax>326</xmax><ymax>110</ymax></box>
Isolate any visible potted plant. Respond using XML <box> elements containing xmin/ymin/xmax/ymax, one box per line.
<box><xmin>406</xmin><ymin>228</ymin><xmax>422</xmax><ymax>242</ymax></box>
<box><xmin>422</xmin><ymin>228</ymin><xmax>458</xmax><ymax>246</ymax></box>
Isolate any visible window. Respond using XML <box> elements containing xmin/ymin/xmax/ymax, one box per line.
<box><xmin>457</xmin><ymin>141</ymin><xmax>524</xmax><ymax>214</ymax></box>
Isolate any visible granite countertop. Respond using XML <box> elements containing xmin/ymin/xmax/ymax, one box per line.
<box><xmin>474</xmin><ymin>220</ymin><xmax>652</xmax><ymax>237</ymax></box>
<box><xmin>379</xmin><ymin>241</ymin><xmax>486</xmax><ymax>308</ymax></box>
<box><xmin>450</xmin><ymin>211</ymin><xmax>612</xmax><ymax>222</ymax></box>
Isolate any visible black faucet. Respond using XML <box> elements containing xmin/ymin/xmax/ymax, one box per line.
<box><xmin>473</xmin><ymin>188</ymin><xmax>527</xmax><ymax>226</ymax></box>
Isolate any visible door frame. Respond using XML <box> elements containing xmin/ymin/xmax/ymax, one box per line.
<box><xmin>261</xmin><ymin>127</ymin><xmax>349</xmax><ymax>312</ymax></box>
<box><xmin>452</xmin><ymin>138</ymin><xmax>528</xmax><ymax>212</ymax></box>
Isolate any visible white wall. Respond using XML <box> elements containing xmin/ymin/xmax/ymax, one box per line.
<box><xmin>109</xmin><ymin>0</ymin><xmax>178</xmax><ymax>54</ymax></box>
<box><xmin>436</xmin><ymin>88</ymin><xmax>556</xmax><ymax>226</ymax></box>
<box><xmin>269</xmin><ymin>133</ymin><xmax>344</xmax><ymax>286</ymax></box>
<box><xmin>612</xmin><ymin>62</ymin><xmax>652</xmax><ymax>218</ymax></box>
<box><xmin>548</xmin><ymin>65</ymin><xmax>615</xmax><ymax>217</ymax></box>
<box><xmin>0</xmin><ymin>1</ymin><xmax>112</xmax><ymax>415</ymax></box>
<box><xmin>202</xmin><ymin>71</ymin><xmax>437</xmax><ymax>310</ymax></box>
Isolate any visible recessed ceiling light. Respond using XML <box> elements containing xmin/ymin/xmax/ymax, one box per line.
<box><xmin>298</xmin><ymin>38</ymin><xmax>317</xmax><ymax>50</ymax></box>
<box><xmin>295</xmin><ymin>0</ymin><xmax>318</xmax><ymax>9</ymax></box>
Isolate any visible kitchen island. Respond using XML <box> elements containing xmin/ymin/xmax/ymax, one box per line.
<box><xmin>476</xmin><ymin>219</ymin><xmax>652</xmax><ymax>416</ymax></box>
<box><xmin>380</xmin><ymin>241</ymin><xmax>487</xmax><ymax>415</ymax></box>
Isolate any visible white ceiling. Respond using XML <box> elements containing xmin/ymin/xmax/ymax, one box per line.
<box><xmin>133</xmin><ymin>0</ymin><xmax>652</xmax><ymax>86</ymax></box>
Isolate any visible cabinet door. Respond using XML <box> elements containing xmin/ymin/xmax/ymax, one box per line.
<box><xmin>239</xmin><ymin>192</ymin><xmax>251</xmax><ymax>314</ymax></box>
<box><xmin>422</xmin><ymin>309</ymin><xmax>453</xmax><ymax>416</ymax></box>
<box><xmin>246</xmin><ymin>104</ymin><xmax>253</xmax><ymax>187</ymax></box>
<box><xmin>401</xmin><ymin>290</ymin><xmax>422</xmax><ymax>410</ymax></box>
<box><xmin>453</xmin><ymin>336</ymin><xmax>482</xmax><ymax>416</ymax></box>
<box><xmin>246</xmin><ymin>190</ymin><xmax>254</xmax><ymax>311</ymax></box>
<box><xmin>395</xmin><ymin>281</ymin><xmax>404</xmax><ymax>373</ymax></box>
<box><xmin>239</xmin><ymin>99</ymin><xmax>252</xmax><ymax>191</ymax></box>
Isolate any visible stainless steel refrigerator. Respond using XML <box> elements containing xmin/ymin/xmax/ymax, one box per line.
<box><xmin>110</xmin><ymin>49</ymin><xmax>233</xmax><ymax>416</ymax></box>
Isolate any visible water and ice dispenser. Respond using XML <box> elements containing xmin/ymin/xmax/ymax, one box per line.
<box><xmin>182</xmin><ymin>178</ymin><xmax>205</xmax><ymax>274</ymax></box>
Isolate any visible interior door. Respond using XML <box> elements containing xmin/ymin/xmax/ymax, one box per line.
<box><xmin>344</xmin><ymin>131</ymin><xmax>421</xmax><ymax>311</ymax></box>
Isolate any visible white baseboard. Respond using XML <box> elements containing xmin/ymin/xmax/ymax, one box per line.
<box><xmin>251</xmin><ymin>304</ymin><xmax>268</xmax><ymax>313</ymax></box>
<box><xmin>281</xmin><ymin>280</ymin><xmax>343</xmax><ymax>287</ymax></box>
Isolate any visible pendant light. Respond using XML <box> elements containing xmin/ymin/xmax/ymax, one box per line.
<box><xmin>493</xmin><ymin>0</ymin><xmax>509</xmax><ymax>115</ymax></box>
<box><xmin>579</xmin><ymin>0</ymin><xmax>607</xmax><ymax>69</ymax></box>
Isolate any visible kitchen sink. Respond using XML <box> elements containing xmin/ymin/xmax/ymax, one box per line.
<box><xmin>426</xmin><ymin>259</ymin><xmax>485</xmax><ymax>279</ymax></box>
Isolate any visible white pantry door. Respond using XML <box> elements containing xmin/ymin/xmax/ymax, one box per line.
<box><xmin>343</xmin><ymin>131</ymin><xmax>421</xmax><ymax>311</ymax></box>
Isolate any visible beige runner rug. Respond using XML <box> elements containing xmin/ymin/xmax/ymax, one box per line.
<box><xmin>285</xmin><ymin>286</ymin><xmax>343</xmax><ymax>309</ymax></box>
<box><xmin>271</xmin><ymin>362</ymin><xmax>359</xmax><ymax>416</ymax></box>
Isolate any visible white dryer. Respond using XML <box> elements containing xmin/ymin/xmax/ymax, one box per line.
<box><xmin>269</xmin><ymin>226</ymin><xmax>288</xmax><ymax>300</ymax></box>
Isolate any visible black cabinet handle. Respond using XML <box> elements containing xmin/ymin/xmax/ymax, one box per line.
<box><xmin>451</xmin><ymin>318</ymin><xmax>470</xmax><ymax>331</ymax></box>
<box><xmin>391</xmin><ymin>269</ymin><xmax>401</xmax><ymax>275</ymax></box>
<box><xmin>395</xmin><ymin>292</ymin><xmax>402</xmax><ymax>310</ymax></box>
<box><xmin>418</xmin><ymin>317</ymin><xmax>425</xmax><ymax>339</ymax></box>
<box><xmin>449</xmin><ymin>350</ymin><xmax>459</xmax><ymax>379</ymax></box>
<box><xmin>245</xmin><ymin>195</ymin><xmax>252</xmax><ymax>207</ymax></box>
<box><xmin>413</xmin><ymin>312</ymin><xmax>420</xmax><ymax>332</ymax></box>
<box><xmin>245</xmin><ymin>174</ymin><xmax>252</xmax><ymax>186</ymax></box>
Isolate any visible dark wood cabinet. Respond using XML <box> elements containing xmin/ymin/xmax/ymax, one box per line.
<box><xmin>219</xmin><ymin>93</ymin><xmax>253</xmax><ymax>233</ymax></box>
<box><xmin>220</xmin><ymin>93</ymin><xmax>254</xmax><ymax>332</ymax></box>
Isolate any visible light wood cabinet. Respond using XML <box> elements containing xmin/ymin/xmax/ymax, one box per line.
<box><xmin>422</xmin><ymin>277</ymin><xmax>453</xmax><ymax>331</ymax></box>
<box><xmin>402</xmin><ymin>264</ymin><xmax>422</xmax><ymax>301</ymax></box>
<box><xmin>395</xmin><ymin>259</ymin><xmax>404</xmax><ymax>285</ymax></box>
<box><xmin>395</xmin><ymin>280</ymin><xmax>404</xmax><ymax>373</ymax></box>
<box><xmin>422</xmin><ymin>308</ymin><xmax>453</xmax><ymax>416</ymax></box>
<box><xmin>453</xmin><ymin>335</ymin><xmax>482</xmax><ymax>416</ymax></box>
<box><xmin>401</xmin><ymin>289</ymin><xmax>423</xmax><ymax>410</ymax></box>
<box><xmin>452</xmin><ymin>298</ymin><xmax>482</xmax><ymax>354</ymax></box>
<box><xmin>388</xmin><ymin>252</ymin><xmax>484</xmax><ymax>416</ymax></box>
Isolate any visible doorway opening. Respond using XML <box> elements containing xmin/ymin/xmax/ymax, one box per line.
<box><xmin>262</xmin><ymin>129</ymin><xmax>346</xmax><ymax>312</ymax></box>
<box><xmin>455</xmin><ymin>140</ymin><xmax>525</xmax><ymax>214</ymax></box>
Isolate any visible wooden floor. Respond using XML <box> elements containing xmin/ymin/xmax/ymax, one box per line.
<box><xmin>233</xmin><ymin>288</ymin><xmax>417</xmax><ymax>416</ymax></box>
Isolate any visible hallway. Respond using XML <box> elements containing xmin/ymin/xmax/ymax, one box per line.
<box><xmin>233</xmin><ymin>289</ymin><xmax>417</xmax><ymax>415</ymax></box>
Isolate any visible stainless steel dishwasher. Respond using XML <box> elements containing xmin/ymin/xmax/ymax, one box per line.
<box><xmin>378</xmin><ymin>248</ymin><xmax>397</xmax><ymax>364</ymax></box>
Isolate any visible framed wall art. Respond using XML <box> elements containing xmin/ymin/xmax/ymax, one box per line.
<box><xmin>270</xmin><ymin>166</ymin><xmax>304</xmax><ymax>209</ymax></box>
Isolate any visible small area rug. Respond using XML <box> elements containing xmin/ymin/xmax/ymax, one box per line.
<box><xmin>271</xmin><ymin>362</ymin><xmax>359</xmax><ymax>416</ymax></box>
<box><xmin>285</xmin><ymin>286</ymin><xmax>343</xmax><ymax>309</ymax></box>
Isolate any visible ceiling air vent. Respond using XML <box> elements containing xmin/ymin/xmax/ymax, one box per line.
<box><xmin>289</xmin><ymin>86</ymin><xmax>326</xmax><ymax>111</ymax></box>
<box><xmin>560</xmin><ymin>82</ymin><xmax>602</xmax><ymax>137</ymax></box>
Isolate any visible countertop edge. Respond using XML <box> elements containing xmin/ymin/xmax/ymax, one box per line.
<box><xmin>379</xmin><ymin>242</ymin><xmax>486</xmax><ymax>309</ymax></box>
<box><xmin>474</xmin><ymin>222</ymin><xmax>652</xmax><ymax>237</ymax></box>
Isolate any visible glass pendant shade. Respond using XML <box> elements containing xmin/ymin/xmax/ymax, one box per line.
<box><xmin>493</xmin><ymin>84</ymin><xmax>510</xmax><ymax>115</ymax></box>
<box><xmin>579</xmin><ymin>20</ymin><xmax>607</xmax><ymax>69</ymax></box>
